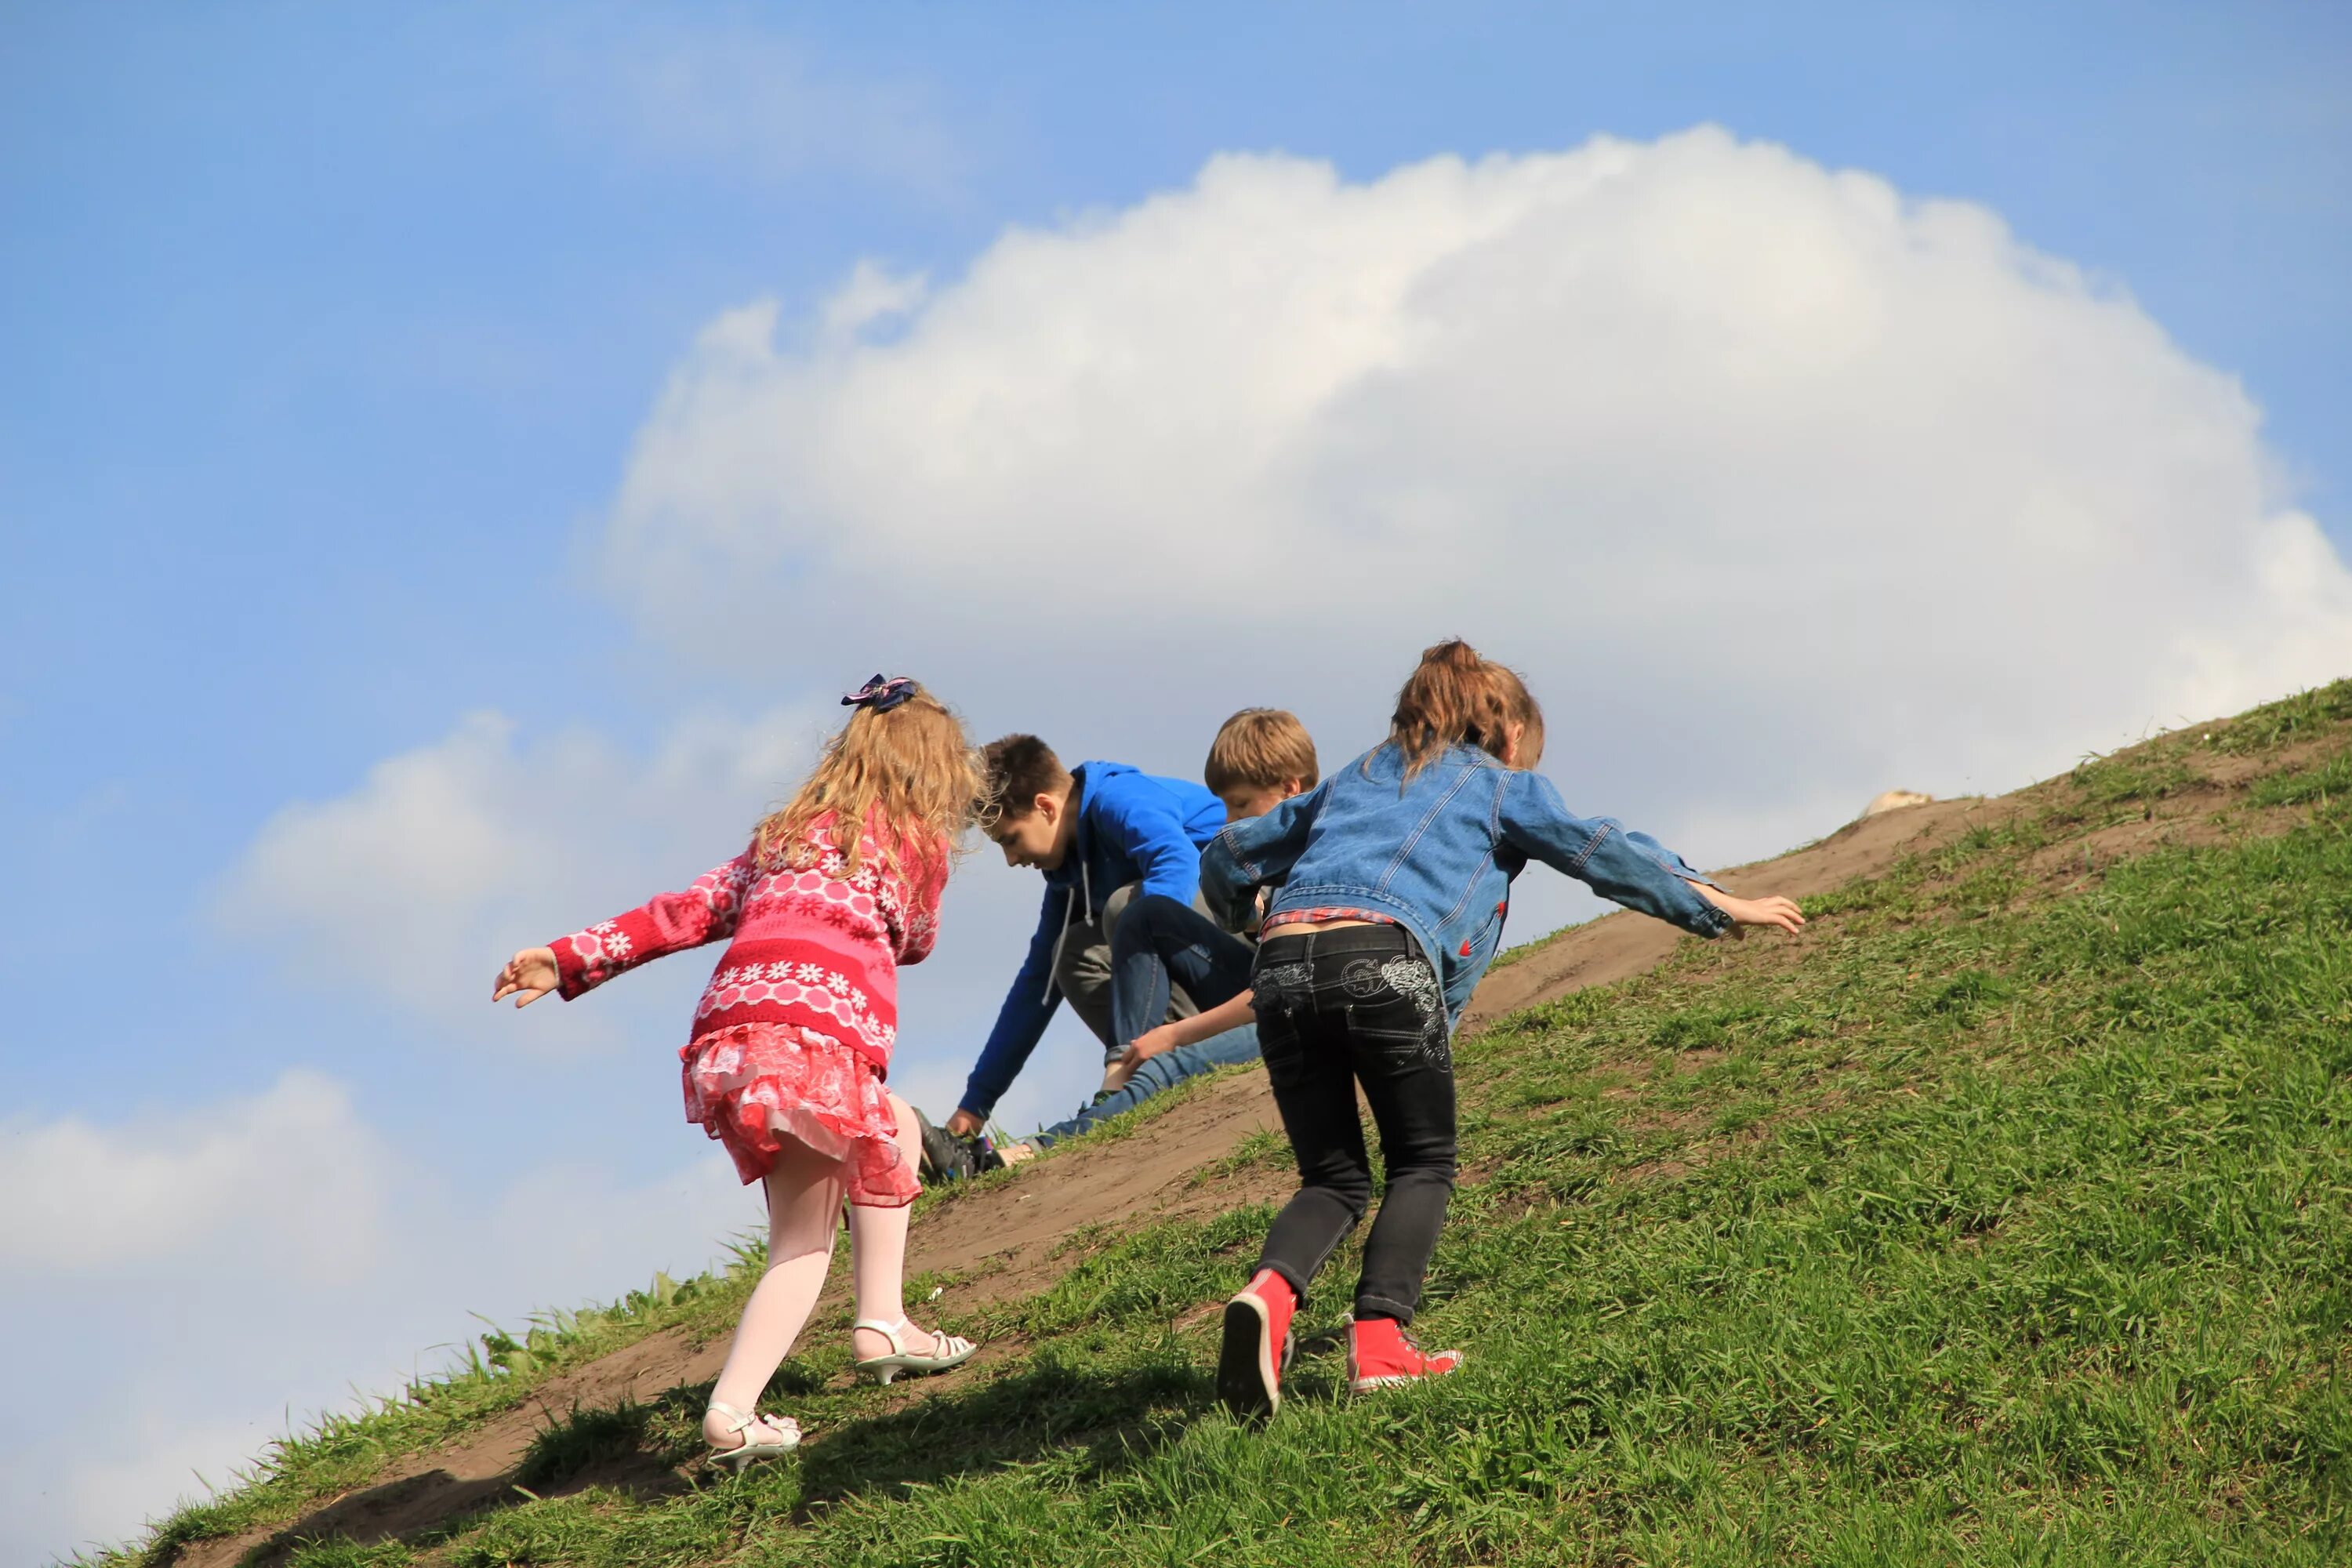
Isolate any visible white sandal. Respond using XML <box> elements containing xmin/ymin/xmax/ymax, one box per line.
<box><xmin>703</xmin><ymin>1402</ymin><xmax>800</xmax><ymax>1472</ymax></box>
<box><xmin>852</xmin><ymin>1316</ymin><xmax>977</xmax><ymax>1385</ymax></box>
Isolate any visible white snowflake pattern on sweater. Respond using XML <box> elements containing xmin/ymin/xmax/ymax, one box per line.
<box><xmin>547</xmin><ymin>809</ymin><xmax>946</xmax><ymax>1069</ymax></box>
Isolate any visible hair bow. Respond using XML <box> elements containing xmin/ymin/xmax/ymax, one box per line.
<box><xmin>843</xmin><ymin>673</ymin><xmax>916</xmax><ymax>713</ymax></box>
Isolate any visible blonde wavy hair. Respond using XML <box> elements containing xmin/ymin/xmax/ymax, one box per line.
<box><xmin>755</xmin><ymin>681</ymin><xmax>979</xmax><ymax>881</ymax></box>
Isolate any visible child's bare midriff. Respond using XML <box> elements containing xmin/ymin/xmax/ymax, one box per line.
<box><xmin>1264</xmin><ymin>917</ymin><xmax>1381</xmax><ymax>935</ymax></box>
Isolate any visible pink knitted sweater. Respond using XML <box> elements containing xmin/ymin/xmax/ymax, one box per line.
<box><xmin>550</xmin><ymin>810</ymin><xmax>946</xmax><ymax>1071</ymax></box>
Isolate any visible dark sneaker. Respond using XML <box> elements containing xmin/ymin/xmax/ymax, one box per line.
<box><xmin>1345</xmin><ymin>1316</ymin><xmax>1464</xmax><ymax>1392</ymax></box>
<box><xmin>1218</xmin><ymin>1269</ymin><xmax>1298</xmax><ymax>1419</ymax></box>
<box><xmin>913</xmin><ymin>1105</ymin><xmax>973</xmax><ymax>1181</ymax></box>
<box><xmin>912</xmin><ymin>1107</ymin><xmax>1002</xmax><ymax>1182</ymax></box>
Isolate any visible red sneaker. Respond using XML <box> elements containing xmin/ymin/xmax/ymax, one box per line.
<box><xmin>1346</xmin><ymin>1316</ymin><xmax>1464</xmax><ymax>1392</ymax></box>
<box><xmin>1218</xmin><ymin>1269</ymin><xmax>1298</xmax><ymax>1419</ymax></box>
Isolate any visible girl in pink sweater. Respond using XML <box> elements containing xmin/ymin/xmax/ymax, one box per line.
<box><xmin>492</xmin><ymin>676</ymin><xmax>978</xmax><ymax>1469</ymax></box>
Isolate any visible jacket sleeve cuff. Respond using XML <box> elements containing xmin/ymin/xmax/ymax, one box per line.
<box><xmin>550</xmin><ymin>932</ymin><xmax>597</xmax><ymax>999</ymax></box>
<box><xmin>1613</xmin><ymin>830</ymin><xmax>1732</xmax><ymax>935</ymax></box>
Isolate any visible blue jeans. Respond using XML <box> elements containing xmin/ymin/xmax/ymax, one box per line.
<box><xmin>1111</xmin><ymin>894</ymin><xmax>1256</xmax><ymax>1048</ymax></box>
<box><xmin>1028</xmin><ymin>1024</ymin><xmax>1262</xmax><ymax>1149</ymax></box>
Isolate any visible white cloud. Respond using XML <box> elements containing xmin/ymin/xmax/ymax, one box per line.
<box><xmin>0</xmin><ymin>1069</ymin><xmax>389</xmax><ymax>1281</ymax></box>
<box><xmin>216</xmin><ymin>706</ymin><xmax>826</xmax><ymax>1043</ymax></box>
<box><xmin>601</xmin><ymin>129</ymin><xmax>2352</xmax><ymax>877</ymax></box>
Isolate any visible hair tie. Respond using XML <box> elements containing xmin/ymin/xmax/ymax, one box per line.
<box><xmin>843</xmin><ymin>673</ymin><xmax>916</xmax><ymax>713</ymax></box>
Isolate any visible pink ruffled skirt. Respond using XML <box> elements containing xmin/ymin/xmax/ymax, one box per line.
<box><xmin>681</xmin><ymin>1023</ymin><xmax>919</xmax><ymax>1207</ymax></box>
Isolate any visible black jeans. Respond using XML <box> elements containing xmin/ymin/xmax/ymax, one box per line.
<box><xmin>1248</xmin><ymin>924</ymin><xmax>1456</xmax><ymax>1324</ymax></box>
<box><xmin>1110</xmin><ymin>893</ymin><xmax>1255</xmax><ymax>1049</ymax></box>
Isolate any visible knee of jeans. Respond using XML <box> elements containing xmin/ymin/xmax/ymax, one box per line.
<box><xmin>1381</xmin><ymin>1137</ymin><xmax>1457</xmax><ymax>1181</ymax></box>
<box><xmin>1110</xmin><ymin>900</ymin><xmax>1180</xmax><ymax>966</ymax></box>
<box><xmin>1124</xmin><ymin>893</ymin><xmax>1190</xmax><ymax>941</ymax></box>
<box><xmin>1133</xmin><ymin>1052</ymin><xmax>1188</xmax><ymax>1094</ymax></box>
<box><xmin>1300</xmin><ymin>1160</ymin><xmax>1373</xmax><ymax>1215</ymax></box>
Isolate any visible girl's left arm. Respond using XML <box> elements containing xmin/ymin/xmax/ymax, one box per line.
<box><xmin>1497</xmin><ymin>772</ymin><xmax>1733</xmax><ymax>939</ymax></box>
<box><xmin>547</xmin><ymin>850</ymin><xmax>758</xmax><ymax>999</ymax></box>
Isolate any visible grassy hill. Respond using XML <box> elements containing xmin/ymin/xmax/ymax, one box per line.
<box><xmin>100</xmin><ymin>682</ymin><xmax>2352</xmax><ymax>1567</ymax></box>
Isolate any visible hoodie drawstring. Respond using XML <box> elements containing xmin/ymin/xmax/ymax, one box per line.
<box><xmin>1044</xmin><ymin>885</ymin><xmax>1075</xmax><ymax>1004</ymax></box>
<box><xmin>1040</xmin><ymin>785</ymin><xmax>1091</xmax><ymax>1006</ymax></box>
<box><xmin>1040</xmin><ymin>841</ymin><xmax>1097</xmax><ymax>1004</ymax></box>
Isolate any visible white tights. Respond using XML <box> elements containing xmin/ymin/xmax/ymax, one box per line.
<box><xmin>702</xmin><ymin>1093</ymin><xmax>938</xmax><ymax>1443</ymax></box>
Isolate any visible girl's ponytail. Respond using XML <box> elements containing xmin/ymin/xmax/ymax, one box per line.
<box><xmin>1385</xmin><ymin>638</ymin><xmax>1544</xmax><ymax>780</ymax></box>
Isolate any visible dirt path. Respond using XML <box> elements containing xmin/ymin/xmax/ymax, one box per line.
<box><xmin>180</xmin><ymin>1074</ymin><xmax>1299</xmax><ymax>1568</ymax></box>
<box><xmin>175</xmin><ymin>780</ymin><xmax>2214</xmax><ymax>1566</ymax></box>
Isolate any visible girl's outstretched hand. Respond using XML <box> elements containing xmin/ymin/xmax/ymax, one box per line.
<box><xmin>1692</xmin><ymin>884</ymin><xmax>1806</xmax><ymax>938</ymax></box>
<box><xmin>493</xmin><ymin>946</ymin><xmax>560</xmax><ymax>1007</ymax></box>
<box><xmin>1116</xmin><ymin>1022</ymin><xmax>1182</xmax><ymax>1076</ymax></box>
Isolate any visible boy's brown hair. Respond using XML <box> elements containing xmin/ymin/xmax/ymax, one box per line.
<box><xmin>1204</xmin><ymin>708</ymin><xmax>1319</xmax><ymax>795</ymax></box>
<box><xmin>976</xmin><ymin>734</ymin><xmax>1073</xmax><ymax>829</ymax></box>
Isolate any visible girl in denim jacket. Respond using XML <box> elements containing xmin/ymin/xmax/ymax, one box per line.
<box><xmin>1199</xmin><ymin>640</ymin><xmax>1802</xmax><ymax>1416</ymax></box>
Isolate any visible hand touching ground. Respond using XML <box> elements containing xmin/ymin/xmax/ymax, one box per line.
<box><xmin>493</xmin><ymin>946</ymin><xmax>560</xmax><ymax>1007</ymax></box>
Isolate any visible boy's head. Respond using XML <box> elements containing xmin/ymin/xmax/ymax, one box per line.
<box><xmin>978</xmin><ymin>734</ymin><xmax>1078</xmax><ymax>869</ymax></box>
<box><xmin>1204</xmin><ymin>708</ymin><xmax>1319</xmax><ymax>823</ymax></box>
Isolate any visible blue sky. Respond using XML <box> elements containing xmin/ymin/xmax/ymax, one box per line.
<box><xmin>4</xmin><ymin>2</ymin><xmax>2347</xmax><ymax>1557</ymax></box>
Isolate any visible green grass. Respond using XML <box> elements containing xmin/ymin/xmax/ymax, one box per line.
<box><xmin>514</xmin><ymin>1400</ymin><xmax>674</xmax><ymax>1494</ymax></box>
<box><xmin>2204</xmin><ymin>680</ymin><xmax>2352</xmax><ymax>755</ymax></box>
<box><xmin>2251</xmin><ymin>746</ymin><xmax>2351</xmax><ymax>811</ymax></box>
<box><xmin>87</xmin><ymin>1259</ymin><xmax>782</xmax><ymax>1565</ymax></box>
<box><xmin>2064</xmin><ymin>750</ymin><xmax>2201</xmax><ymax>814</ymax></box>
<box><xmin>96</xmin><ymin>680</ymin><xmax>2352</xmax><ymax>1567</ymax></box>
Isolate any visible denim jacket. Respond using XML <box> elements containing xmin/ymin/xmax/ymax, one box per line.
<box><xmin>1199</xmin><ymin>742</ymin><xmax>1730</xmax><ymax>1030</ymax></box>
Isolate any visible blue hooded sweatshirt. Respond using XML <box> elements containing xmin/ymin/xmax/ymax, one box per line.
<box><xmin>956</xmin><ymin>760</ymin><xmax>1225</xmax><ymax>1120</ymax></box>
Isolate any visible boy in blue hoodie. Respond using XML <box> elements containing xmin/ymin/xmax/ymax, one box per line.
<box><xmin>989</xmin><ymin>708</ymin><xmax>1320</xmax><ymax>1165</ymax></box>
<box><xmin>944</xmin><ymin>735</ymin><xmax>1227</xmax><ymax>1138</ymax></box>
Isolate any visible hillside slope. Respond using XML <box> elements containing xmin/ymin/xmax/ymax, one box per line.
<box><xmin>111</xmin><ymin>682</ymin><xmax>2352</xmax><ymax>1568</ymax></box>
